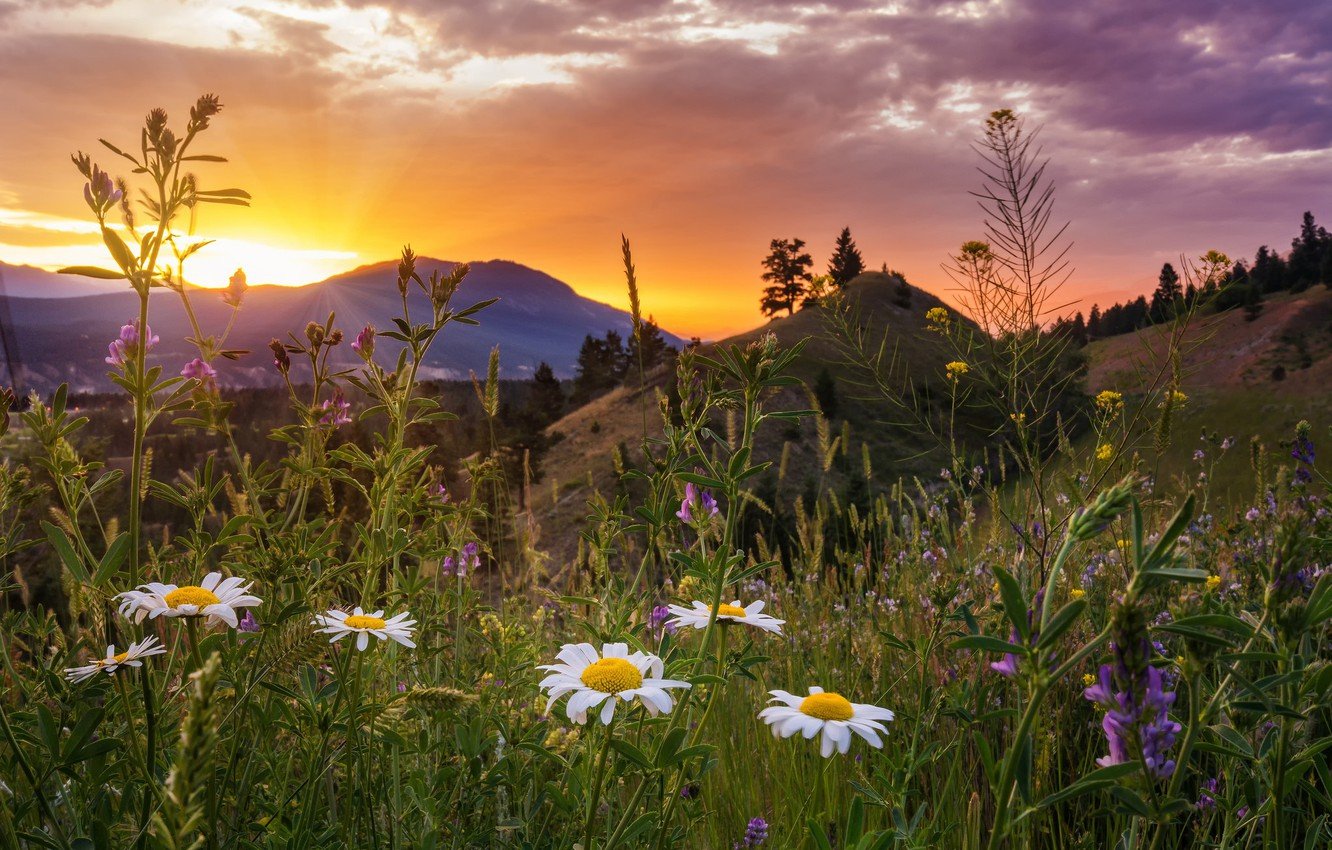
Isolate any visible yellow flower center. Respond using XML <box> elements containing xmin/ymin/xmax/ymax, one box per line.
<box><xmin>344</xmin><ymin>614</ymin><xmax>388</xmax><ymax>630</ymax></box>
<box><xmin>580</xmin><ymin>657</ymin><xmax>643</xmax><ymax>694</ymax></box>
<box><xmin>97</xmin><ymin>651</ymin><xmax>130</xmax><ymax>668</ymax></box>
<box><xmin>799</xmin><ymin>692</ymin><xmax>855</xmax><ymax>721</ymax></box>
<box><xmin>716</xmin><ymin>604</ymin><xmax>747</xmax><ymax>618</ymax></box>
<box><xmin>164</xmin><ymin>586</ymin><xmax>221</xmax><ymax>608</ymax></box>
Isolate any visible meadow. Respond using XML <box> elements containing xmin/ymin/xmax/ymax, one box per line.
<box><xmin>0</xmin><ymin>97</ymin><xmax>1330</xmax><ymax>850</ymax></box>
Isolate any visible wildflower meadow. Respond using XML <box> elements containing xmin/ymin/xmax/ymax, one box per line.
<box><xmin>1</xmin><ymin>96</ymin><xmax>1330</xmax><ymax>850</ymax></box>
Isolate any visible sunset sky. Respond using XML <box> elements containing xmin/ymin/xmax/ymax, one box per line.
<box><xmin>2</xmin><ymin>0</ymin><xmax>1331</xmax><ymax>339</ymax></box>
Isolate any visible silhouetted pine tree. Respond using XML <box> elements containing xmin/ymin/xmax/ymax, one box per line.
<box><xmin>1149</xmin><ymin>263</ymin><xmax>1183</xmax><ymax>322</ymax></box>
<box><xmin>827</xmin><ymin>227</ymin><xmax>865</xmax><ymax>287</ymax></box>
<box><xmin>759</xmin><ymin>238</ymin><xmax>814</xmax><ymax>317</ymax></box>
<box><xmin>524</xmin><ymin>361</ymin><xmax>565</xmax><ymax>428</ymax></box>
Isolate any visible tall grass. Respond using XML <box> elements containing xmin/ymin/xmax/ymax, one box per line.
<box><xmin>0</xmin><ymin>97</ymin><xmax>1329</xmax><ymax>850</ymax></box>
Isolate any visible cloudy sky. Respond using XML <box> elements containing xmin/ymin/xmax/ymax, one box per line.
<box><xmin>2</xmin><ymin>0</ymin><xmax>1330</xmax><ymax>338</ymax></box>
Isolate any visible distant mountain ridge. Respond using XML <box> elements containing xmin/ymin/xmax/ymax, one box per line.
<box><xmin>0</xmin><ymin>258</ymin><xmax>683</xmax><ymax>393</ymax></box>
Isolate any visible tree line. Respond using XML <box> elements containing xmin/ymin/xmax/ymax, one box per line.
<box><xmin>1059</xmin><ymin>211</ymin><xmax>1332</xmax><ymax>342</ymax></box>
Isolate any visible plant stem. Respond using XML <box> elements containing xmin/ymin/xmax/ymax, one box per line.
<box><xmin>583</xmin><ymin>718</ymin><xmax>617</xmax><ymax>850</ymax></box>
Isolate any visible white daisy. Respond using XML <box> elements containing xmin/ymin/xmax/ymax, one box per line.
<box><xmin>666</xmin><ymin>599</ymin><xmax>785</xmax><ymax>635</ymax></box>
<box><xmin>116</xmin><ymin>572</ymin><xmax>261</xmax><ymax>629</ymax></box>
<box><xmin>538</xmin><ymin>642</ymin><xmax>691</xmax><ymax>725</ymax></box>
<box><xmin>759</xmin><ymin>686</ymin><xmax>895</xmax><ymax>758</ymax></box>
<box><xmin>64</xmin><ymin>636</ymin><xmax>167</xmax><ymax>683</ymax></box>
<box><xmin>312</xmin><ymin>607</ymin><xmax>417</xmax><ymax>651</ymax></box>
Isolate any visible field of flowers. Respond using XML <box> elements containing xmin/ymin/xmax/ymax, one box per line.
<box><xmin>1</xmin><ymin>97</ymin><xmax>1330</xmax><ymax>850</ymax></box>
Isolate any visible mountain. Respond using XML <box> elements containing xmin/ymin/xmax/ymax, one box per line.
<box><xmin>0</xmin><ymin>262</ymin><xmax>126</xmax><ymax>298</ymax></box>
<box><xmin>0</xmin><ymin>258</ymin><xmax>684</xmax><ymax>392</ymax></box>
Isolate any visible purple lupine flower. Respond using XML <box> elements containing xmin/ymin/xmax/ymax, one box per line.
<box><xmin>991</xmin><ymin>589</ymin><xmax>1047</xmax><ymax>679</ymax></box>
<box><xmin>735</xmin><ymin>817</ymin><xmax>768</xmax><ymax>848</ymax></box>
<box><xmin>352</xmin><ymin>324</ymin><xmax>376</xmax><ymax>361</ymax></box>
<box><xmin>677</xmin><ymin>481</ymin><xmax>719</xmax><ymax>523</ymax></box>
<box><xmin>237</xmin><ymin>610</ymin><xmax>260</xmax><ymax>633</ymax></box>
<box><xmin>462</xmin><ymin>541</ymin><xmax>480</xmax><ymax>574</ymax></box>
<box><xmin>989</xmin><ymin>640</ymin><xmax>1020</xmax><ymax>678</ymax></box>
<box><xmin>105</xmin><ymin>319</ymin><xmax>158</xmax><ymax>368</ymax></box>
<box><xmin>268</xmin><ymin>339</ymin><xmax>291</xmax><ymax>375</ymax></box>
<box><xmin>680</xmin><ymin>784</ymin><xmax>700</xmax><ymax>800</ymax></box>
<box><xmin>1083</xmin><ymin>599</ymin><xmax>1181</xmax><ymax>780</ymax></box>
<box><xmin>1196</xmin><ymin>777</ymin><xmax>1219</xmax><ymax>810</ymax></box>
<box><xmin>1291</xmin><ymin>436</ymin><xmax>1315</xmax><ymax>465</ymax></box>
<box><xmin>84</xmin><ymin>164</ymin><xmax>123</xmax><ymax>214</ymax></box>
<box><xmin>648</xmin><ymin>604</ymin><xmax>675</xmax><ymax>637</ymax></box>
<box><xmin>434</xmin><ymin>483</ymin><xmax>450</xmax><ymax>503</ymax></box>
<box><xmin>1245</xmin><ymin>507</ymin><xmax>1261</xmax><ymax>522</ymax></box>
<box><xmin>222</xmin><ymin>268</ymin><xmax>247</xmax><ymax>307</ymax></box>
<box><xmin>181</xmin><ymin>358</ymin><xmax>217</xmax><ymax>383</ymax></box>
<box><xmin>319</xmin><ymin>388</ymin><xmax>352</xmax><ymax>426</ymax></box>
<box><xmin>441</xmin><ymin>555</ymin><xmax>457</xmax><ymax>577</ymax></box>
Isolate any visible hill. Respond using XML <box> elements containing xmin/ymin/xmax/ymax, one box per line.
<box><xmin>1085</xmin><ymin>286</ymin><xmax>1332</xmax><ymax>499</ymax></box>
<box><xmin>530</xmin><ymin>271</ymin><xmax>970</xmax><ymax>566</ymax></box>
<box><xmin>0</xmin><ymin>259</ymin><xmax>683</xmax><ymax>392</ymax></box>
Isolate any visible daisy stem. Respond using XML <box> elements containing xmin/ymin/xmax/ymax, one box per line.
<box><xmin>136</xmin><ymin>661</ymin><xmax>157</xmax><ymax>850</ymax></box>
<box><xmin>689</xmin><ymin>626</ymin><xmax>727</xmax><ymax>748</ymax></box>
<box><xmin>114</xmin><ymin>673</ymin><xmax>156</xmax><ymax>797</ymax></box>
<box><xmin>583</xmin><ymin>717</ymin><xmax>617</xmax><ymax>850</ymax></box>
<box><xmin>186</xmin><ymin>618</ymin><xmax>204</xmax><ymax>673</ymax></box>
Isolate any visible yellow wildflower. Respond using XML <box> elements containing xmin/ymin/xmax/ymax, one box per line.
<box><xmin>1205</xmin><ymin>574</ymin><xmax>1222</xmax><ymax>592</ymax></box>
<box><xmin>1096</xmin><ymin>443</ymin><xmax>1113</xmax><ymax>463</ymax></box>
<box><xmin>674</xmin><ymin>575</ymin><xmax>703</xmax><ymax>601</ymax></box>
<box><xmin>1159</xmin><ymin>390</ymin><xmax>1188</xmax><ymax>408</ymax></box>
<box><xmin>1095</xmin><ymin>390</ymin><xmax>1124</xmax><ymax>413</ymax></box>
<box><xmin>479</xmin><ymin>612</ymin><xmax>505</xmax><ymax>640</ymax></box>
<box><xmin>925</xmin><ymin>307</ymin><xmax>951</xmax><ymax>331</ymax></box>
<box><xmin>1070</xmin><ymin>588</ymin><xmax>1086</xmax><ymax>600</ymax></box>
<box><xmin>945</xmin><ymin>360</ymin><xmax>970</xmax><ymax>381</ymax></box>
<box><xmin>1082</xmin><ymin>673</ymin><xmax>1096</xmax><ymax>686</ymax></box>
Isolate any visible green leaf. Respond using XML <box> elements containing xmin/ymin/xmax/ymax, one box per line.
<box><xmin>42</xmin><ymin>521</ymin><xmax>88</xmax><ymax>583</ymax></box>
<box><xmin>951</xmin><ymin>635</ymin><xmax>1027</xmax><ymax>656</ymax></box>
<box><xmin>994</xmin><ymin>566</ymin><xmax>1029</xmax><ymax>642</ymax></box>
<box><xmin>1035</xmin><ymin>763</ymin><xmax>1137</xmax><ymax>808</ymax></box>
<box><xmin>610</xmin><ymin>739</ymin><xmax>654</xmax><ymax>770</ymax></box>
<box><xmin>91</xmin><ymin>533</ymin><xmax>130</xmax><ymax>588</ymax></box>
<box><xmin>807</xmin><ymin>820</ymin><xmax>835</xmax><ymax>850</ymax></box>
<box><xmin>1036</xmin><ymin>600</ymin><xmax>1086</xmax><ymax>650</ymax></box>
<box><xmin>57</xmin><ymin>265</ymin><xmax>126</xmax><ymax>280</ymax></box>
<box><xmin>101</xmin><ymin>226</ymin><xmax>136</xmax><ymax>272</ymax></box>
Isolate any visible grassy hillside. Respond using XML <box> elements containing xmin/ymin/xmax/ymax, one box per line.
<box><xmin>530</xmin><ymin>272</ymin><xmax>969</xmax><ymax>565</ymax></box>
<box><xmin>1085</xmin><ymin>286</ymin><xmax>1332</xmax><ymax>502</ymax></box>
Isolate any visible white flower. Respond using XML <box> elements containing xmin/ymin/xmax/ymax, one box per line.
<box><xmin>116</xmin><ymin>572</ymin><xmax>261</xmax><ymax>629</ymax></box>
<box><xmin>64</xmin><ymin>636</ymin><xmax>167</xmax><ymax>683</ymax></box>
<box><xmin>538</xmin><ymin>642</ymin><xmax>691</xmax><ymax>725</ymax></box>
<box><xmin>759</xmin><ymin>686</ymin><xmax>894</xmax><ymax>758</ymax></box>
<box><xmin>313</xmin><ymin>607</ymin><xmax>416</xmax><ymax>651</ymax></box>
<box><xmin>666</xmin><ymin>599</ymin><xmax>784</xmax><ymax>635</ymax></box>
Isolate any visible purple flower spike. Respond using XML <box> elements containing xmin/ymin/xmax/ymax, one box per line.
<box><xmin>1083</xmin><ymin>606</ymin><xmax>1182</xmax><ymax>781</ymax></box>
<box><xmin>105</xmin><ymin>319</ymin><xmax>158</xmax><ymax>368</ymax></box>
<box><xmin>677</xmin><ymin>481</ymin><xmax>720</xmax><ymax>524</ymax></box>
<box><xmin>735</xmin><ymin>817</ymin><xmax>768</xmax><ymax>848</ymax></box>
<box><xmin>319</xmin><ymin>388</ymin><xmax>352</xmax><ymax>427</ymax></box>
<box><xmin>352</xmin><ymin>324</ymin><xmax>376</xmax><ymax>361</ymax></box>
<box><xmin>181</xmin><ymin>358</ymin><xmax>217</xmax><ymax>382</ymax></box>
